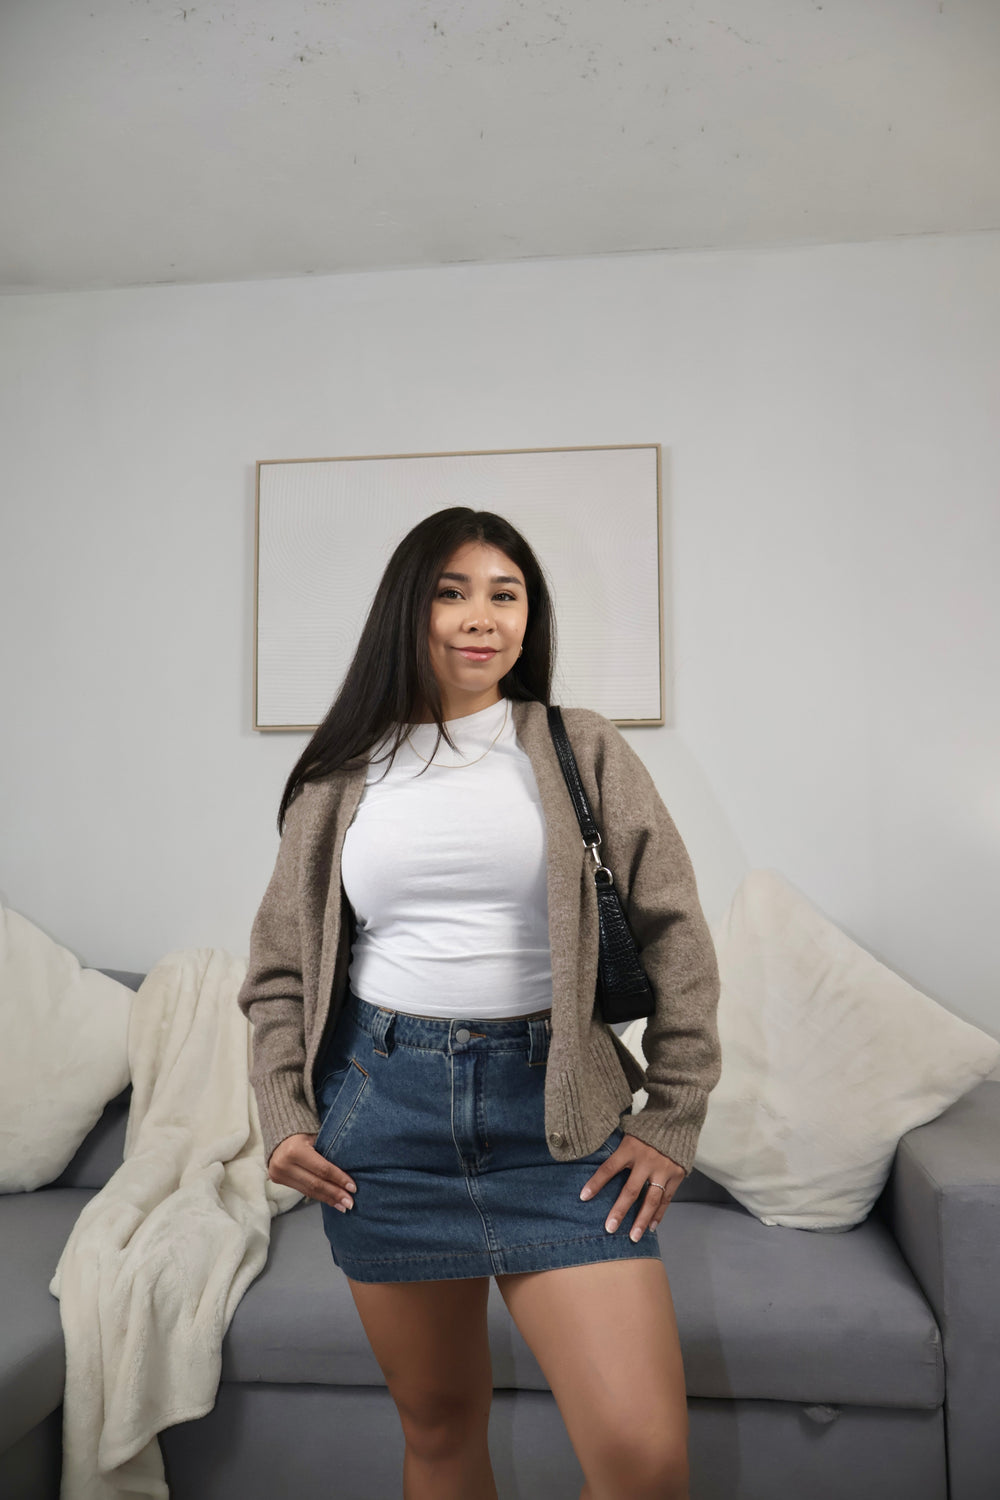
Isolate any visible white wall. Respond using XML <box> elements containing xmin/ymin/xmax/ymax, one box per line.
<box><xmin>1</xmin><ymin>231</ymin><xmax>997</xmax><ymax>1052</ymax></box>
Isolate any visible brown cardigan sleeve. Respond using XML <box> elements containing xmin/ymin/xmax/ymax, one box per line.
<box><xmin>593</xmin><ymin>722</ymin><xmax>722</xmax><ymax>1173</ymax></box>
<box><xmin>236</xmin><ymin>790</ymin><xmax>322</xmax><ymax>1163</ymax></box>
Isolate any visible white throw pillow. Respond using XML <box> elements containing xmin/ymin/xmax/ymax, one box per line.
<box><xmin>621</xmin><ymin>869</ymin><xmax>1000</xmax><ymax>1230</ymax></box>
<box><xmin>0</xmin><ymin>902</ymin><xmax>133</xmax><ymax>1191</ymax></box>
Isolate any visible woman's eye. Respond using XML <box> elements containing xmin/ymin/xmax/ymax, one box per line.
<box><xmin>437</xmin><ymin>589</ymin><xmax>518</xmax><ymax>602</ymax></box>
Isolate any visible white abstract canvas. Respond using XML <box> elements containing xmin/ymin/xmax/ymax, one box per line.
<box><xmin>254</xmin><ymin>444</ymin><xmax>664</xmax><ymax>729</ymax></box>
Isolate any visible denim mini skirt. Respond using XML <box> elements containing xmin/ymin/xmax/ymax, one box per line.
<box><xmin>312</xmin><ymin>990</ymin><xmax>661</xmax><ymax>1283</ymax></box>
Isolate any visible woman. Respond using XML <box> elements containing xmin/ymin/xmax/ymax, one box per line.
<box><xmin>237</xmin><ymin>506</ymin><xmax>721</xmax><ymax>1500</ymax></box>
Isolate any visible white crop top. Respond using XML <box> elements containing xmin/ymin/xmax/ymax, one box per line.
<box><xmin>341</xmin><ymin>696</ymin><xmax>554</xmax><ymax>1018</ymax></box>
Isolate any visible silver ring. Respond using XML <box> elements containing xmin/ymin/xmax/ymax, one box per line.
<box><xmin>648</xmin><ymin>1181</ymin><xmax>666</xmax><ymax>1192</ymax></box>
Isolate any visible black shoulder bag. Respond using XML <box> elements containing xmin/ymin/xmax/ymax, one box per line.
<box><xmin>546</xmin><ymin>706</ymin><xmax>656</xmax><ymax>1025</ymax></box>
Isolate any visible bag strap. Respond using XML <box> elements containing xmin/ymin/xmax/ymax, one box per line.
<box><xmin>547</xmin><ymin>704</ymin><xmax>656</xmax><ymax>1022</ymax></box>
<box><xmin>546</xmin><ymin>706</ymin><xmax>614</xmax><ymax>883</ymax></box>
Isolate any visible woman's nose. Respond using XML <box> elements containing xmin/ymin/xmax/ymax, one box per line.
<box><xmin>464</xmin><ymin>605</ymin><xmax>495</xmax><ymax>631</ymax></box>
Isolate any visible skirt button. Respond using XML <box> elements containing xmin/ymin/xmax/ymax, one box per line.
<box><xmin>454</xmin><ymin>1028</ymin><xmax>471</xmax><ymax>1044</ymax></box>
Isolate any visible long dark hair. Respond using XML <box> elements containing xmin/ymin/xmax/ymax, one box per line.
<box><xmin>277</xmin><ymin>507</ymin><xmax>556</xmax><ymax>831</ymax></box>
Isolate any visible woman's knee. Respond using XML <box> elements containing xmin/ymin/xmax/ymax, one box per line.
<box><xmin>391</xmin><ymin>1381</ymin><xmax>492</xmax><ymax>1462</ymax></box>
<box><xmin>347</xmin><ymin>1275</ymin><xmax>493</xmax><ymax>1461</ymax></box>
<box><xmin>587</xmin><ymin>1426</ymin><xmax>689</xmax><ymax>1499</ymax></box>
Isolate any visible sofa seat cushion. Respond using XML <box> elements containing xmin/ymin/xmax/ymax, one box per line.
<box><xmin>222</xmin><ymin>1200</ymin><xmax>549</xmax><ymax>1390</ymax></box>
<box><xmin>662</xmin><ymin>1202</ymin><xmax>944</xmax><ymax>1408</ymax></box>
<box><xmin>222</xmin><ymin>1198</ymin><xmax>943</xmax><ymax>1410</ymax></box>
<box><xmin>221</xmin><ymin>1199</ymin><xmax>402</xmax><ymax>1387</ymax></box>
<box><xmin>0</xmin><ymin>1188</ymin><xmax>97</xmax><ymax>1451</ymax></box>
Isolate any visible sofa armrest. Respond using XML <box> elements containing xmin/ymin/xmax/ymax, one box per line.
<box><xmin>882</xmin><ymin>1080</ymin><xmax>1000</xmax><ymax>1500</ymax></box>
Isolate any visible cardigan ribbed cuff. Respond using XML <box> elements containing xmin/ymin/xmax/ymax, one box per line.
<box><xmin>621</xmin><ymin>1084</ymin><xmax>711</xmax><ymax>1177</ymax></box>
<box><xmin>255</xmin><ymin>1073</ymin><xmax>321</xmax><ymax>1168</ymax></box>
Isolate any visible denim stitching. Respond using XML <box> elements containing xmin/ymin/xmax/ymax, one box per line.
<box><xmin>316</xmin><ymin>1061</ymin><xmax>369</xmax><ymax>1156</ymax></box>
<box><xmin>359</xmin><ymin>1036</ymin><xmax>534</xmax><ymax>1055</ymax></box>
<box><xmin>331</xmin><ymin>1230</ymin><xmax>660</xmax><ymax>1266</ymax></box>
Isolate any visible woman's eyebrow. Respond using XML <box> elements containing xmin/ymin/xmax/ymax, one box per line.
<box><xmin>438</xmin><ymin>571</ymin><xmax>524</xmax><ymax>587</ymax></box>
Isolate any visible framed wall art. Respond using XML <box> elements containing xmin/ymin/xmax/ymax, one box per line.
<box><xmin>253</xmin><ymin>443</ymin><xmax>664</xmax><ymax>730</ymax></box>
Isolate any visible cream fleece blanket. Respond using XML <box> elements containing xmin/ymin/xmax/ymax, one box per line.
<box><xmin>49</xmin><ymin>948</ymin><xmax>302</xmax><ymax>1500</ymax></box>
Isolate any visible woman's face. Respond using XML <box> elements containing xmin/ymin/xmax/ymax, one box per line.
<box><xmin>424</xmin><ymin>540</ymin><xmax>529</xmax><ymax>719</ymax></box>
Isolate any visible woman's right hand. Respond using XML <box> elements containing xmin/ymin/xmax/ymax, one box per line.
<box><xmin>268</xmin><ymin>1133</ymin><xmax>357</xmax><ymax>1212</ymax></box>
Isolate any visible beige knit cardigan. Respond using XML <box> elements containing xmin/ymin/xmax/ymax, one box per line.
<box><xmin>237</xmin><ymin>698</ymin><xmax>721</xmax><ymax>1175</ymax></box>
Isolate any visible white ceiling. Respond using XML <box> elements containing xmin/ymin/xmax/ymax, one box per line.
<box><xmin>1</xmin><ymin>0</ymin><xmax>998</xmax><ymax>293</ymax></box>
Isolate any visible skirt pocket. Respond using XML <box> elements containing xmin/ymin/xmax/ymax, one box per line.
<box><xmin>314</xmin><ymin>1058</ymin><xmax>370</xmax><ymax>1161</ymax></box>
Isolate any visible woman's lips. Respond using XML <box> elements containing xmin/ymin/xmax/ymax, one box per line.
<box><xmin>455</xmin><ymin>648</ymin><xmax>497</xmax><ymax>660</ymax></box>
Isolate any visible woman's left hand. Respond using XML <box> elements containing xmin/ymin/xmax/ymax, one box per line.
<box><xmin>579</xmin><ymin>1137</ymin><xmax>685</xmax><ymax>1241</ymax></box>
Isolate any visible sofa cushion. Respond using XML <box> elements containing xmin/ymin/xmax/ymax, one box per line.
<box><xmin>661</xmin><ymin>1201</ymin><xmax>943</xmax><ymax>1408</ymax></box>
<box><xmin>221</xmin><ymin>1197</ymin><xmax>943</xmax><ymax>1410</ymax></box>
<box><xmin>625</xmin><ymin>869</ymin><xmax>999</xmax><ymax>1230</ymax></box>
<box><xmin>671</xmin><ymin>1165</ymin><xmax>738</xmax><ymax>1205</ymax></box>
<box><xmin>45</xmin><ymin>976</ymin><xmax>141</xmax><ymax>1192</ymax></box>
<box><xmin>0</xmin><ymin>1188</ymin><xmax>97</xmax><ymax>1452</ymax></box>
<box><xmin>0</xmin><ymin>907</ymin><xmax>134</xmax><ymax>1191</ymax></box>
<box><xmin>46</xmin><ymin>1089</ymin><xmax>130</xmax><ymax>1192</ymax></box>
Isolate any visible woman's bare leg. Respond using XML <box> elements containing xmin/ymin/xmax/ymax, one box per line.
<box><xmin>496</xmin><ymin>1258</ymin><xmax>689</xmax><ymax>1500</ymax></box>
<box><xmin>347</xmin><ymin>1275</ymin><xmax>497</xmax><ymax>1500</ymax></box>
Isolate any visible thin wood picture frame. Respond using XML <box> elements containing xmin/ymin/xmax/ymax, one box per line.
<box><xmin>253</xmin><ymin>443</ymin><xmax>665</xmax><ymax>731</ymax></box>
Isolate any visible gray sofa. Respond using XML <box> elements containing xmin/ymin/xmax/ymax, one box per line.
<box><xmin>3</xmin><ymin>968</ymin><xmax>999</xmax><ymax>1500</ymax></box>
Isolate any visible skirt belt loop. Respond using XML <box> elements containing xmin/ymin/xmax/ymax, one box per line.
<box><xmin>527</xmin><ymin>1014</ymin><xmax>550</xmax><ymax>1067</ymax></box>
<box><xmin>371</xmin><ymin>1007</ymin><xmax>397</xmax><ymax>1058</ymax></box>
